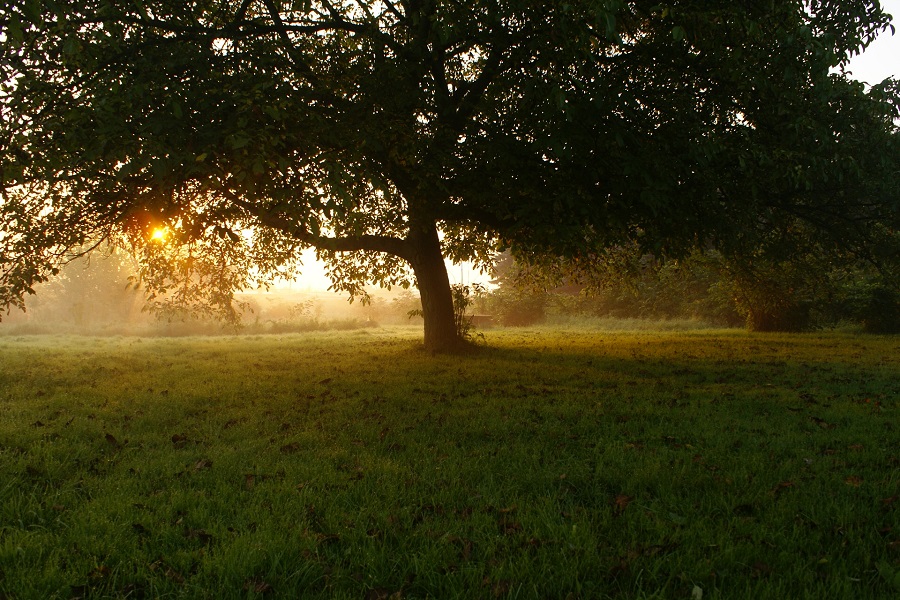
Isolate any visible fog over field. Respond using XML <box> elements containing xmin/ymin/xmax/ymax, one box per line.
<box><xmin>0</xmin><ymin>249</ymin><xmax>435</xmax><ymax>336</ymax></box>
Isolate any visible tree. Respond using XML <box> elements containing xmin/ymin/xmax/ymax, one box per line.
<box><xmin>1</xmin><ymin>0</ymin><xmax>898</xmax><ymax>351</ymax></box>
<box><xmin>2</xmin><ymin>245</ymin><xmax>143</xmax><ymax>330</ymax></box>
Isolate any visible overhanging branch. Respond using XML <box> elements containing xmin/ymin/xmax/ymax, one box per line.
<box><xmin>226</xmin><ymin>194</ymin><xmax>414</xmax><ymax>261</ymax></box>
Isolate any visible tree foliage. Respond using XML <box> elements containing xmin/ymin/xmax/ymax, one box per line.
<box><xmin>488</xmin><ymin>243</ymin><xmax>900</xmax><ymax>332</ymax></box>
<box><xmin>1</xmin><ymin>0</ymin><xmax>898</xmax><ymax>350</ymax></box>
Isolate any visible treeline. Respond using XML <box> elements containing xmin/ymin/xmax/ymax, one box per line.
<box><xmin>4</xmin><ymin>245</ymin><xmax>898</xmax><ymax>336</ymax></box>
<box><xmin>481</xmin><ymin>248</ymin><xmax>900</xmax><ymax>333</ymax></box>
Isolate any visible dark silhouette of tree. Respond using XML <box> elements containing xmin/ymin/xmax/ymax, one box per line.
<box><xmin>2</xmin><ymin>0</ymin><xmax>897</xmax><ymax>351</ymax></box>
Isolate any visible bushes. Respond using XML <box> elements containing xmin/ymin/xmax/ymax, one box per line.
<box><xmin>722</xmin><ymin>264</ymin><xmax>816</xmax><ymax>333</ymax></box>
<box><xmin>486</xmin><ymin>287</ymin><xmax>547</xmax><ymax>326</ymax></box>
<box><xmin>486</xmin><ymin>248</ymin><xmax>899</xmax><ymax>333</ymax></box>
<box><xmin>843</xmin><ymin>279</ymin><xmax>900</xmax><ymax>334</ymax></box>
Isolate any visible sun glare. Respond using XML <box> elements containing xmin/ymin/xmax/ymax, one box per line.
<box><xmin>150</xmin><ymin>227</ymin><xmax>168</xmax><ymax>242</ymax></box>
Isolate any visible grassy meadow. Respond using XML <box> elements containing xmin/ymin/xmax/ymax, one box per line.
<box><xmin>0</xmin><ymin>325</ymin><xmax>898</xmax><ymax>599</ymax></box>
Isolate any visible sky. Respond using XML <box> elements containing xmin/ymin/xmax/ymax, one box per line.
<box><xmin>287</xmin><ymin>3</ymin><xmax>900</xmax><ymax>293</ymax></box>
<box><xmin>843</xmin><ymin>0</ymin><xmax>900</xmax><ymax>84</ymax></box>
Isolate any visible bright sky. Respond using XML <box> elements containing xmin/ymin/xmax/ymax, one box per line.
<box><xmin>287</xmin><ymin>4</ymin><xmax>900</xmax><ymax>292</ymax></box>
<box><xmin>844</xmin><ymin>0</ymin><xmax>900</xmax><ymax>84</ymax></box>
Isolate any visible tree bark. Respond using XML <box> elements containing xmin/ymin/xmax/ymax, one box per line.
<box><xmin>408</xmin><ymin>223</ymin><xmax>464</xmax><ymax>354</ymax></box>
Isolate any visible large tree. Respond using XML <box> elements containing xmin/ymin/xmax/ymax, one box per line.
<box><xmin>1</xmin><ymin>0</ymin><xmax>898</xmax><ymax>351</ymax></box>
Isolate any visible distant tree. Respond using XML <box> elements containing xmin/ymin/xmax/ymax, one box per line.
<box><xmin>2</xmin><ymin>1</ymin><xmax>898</xmax><ymax>351</ymax></box>
<box><xmin>27</xmin><ymin>246</ymin><xmax>142</xmax><ymax>328</ymax></box>
<box><xmin>490</xmin><ymin>241</ymin><xmax>900</xmax><ymax>331</ymax></box>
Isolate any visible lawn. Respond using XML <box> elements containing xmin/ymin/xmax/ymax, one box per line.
<box><xmin>0</xmin><ymin>326</ymin><xmax>898</xmax><ymax>599</ymax></box>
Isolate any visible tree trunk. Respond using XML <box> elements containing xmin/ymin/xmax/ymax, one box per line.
<box><xmin>408</xmin><ymin>223</ymin><xmax>464</xmax><ymax>353</ymax></box>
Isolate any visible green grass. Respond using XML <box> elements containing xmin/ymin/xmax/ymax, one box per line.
<box><xmin>1</xmin><ymin>326</ymin><xmax>898</xmax><ymax>599</ymax></box>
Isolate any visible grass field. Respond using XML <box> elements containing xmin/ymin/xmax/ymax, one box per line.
<box><xmin>1</xmin><ymin>326</ymin><xmax>898</xmax><ymax>599</ymax></box>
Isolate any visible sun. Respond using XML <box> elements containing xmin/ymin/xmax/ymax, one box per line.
<box><xmin>150</xmin><ymin>227</ymin><xmax>169</xmax><ymax>242</ymax></box>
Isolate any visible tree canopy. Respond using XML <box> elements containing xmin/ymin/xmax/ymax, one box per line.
<box><xmin>1</xmin><ymin>0</ymin><xmax>898</xmax><ymax>351</ymax></box>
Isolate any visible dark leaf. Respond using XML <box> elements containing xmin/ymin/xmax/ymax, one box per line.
<box><xmin>613</xmin><ymin>494</ymin><xmax>634</xmax><ymax>516</ymax></box>
<box><xmin>193</xmin><ymin>459</ymin><xmax>212</xmax><ymax>472</ymax></box>
<box><xmin>132</xmin><ymin>523</ymin><xmax>149</xmax><ymax>535</ymax></box>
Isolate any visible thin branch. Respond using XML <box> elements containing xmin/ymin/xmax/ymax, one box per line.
<box><xmin>63</xmin><ymin>235</ymin><xmax>110</xmax><ymax>262</ymax></box>
<box><xmin>353</xmin><ymin>0</ymin><xmax>377</xmax><ymax>21</ymax></box>
<box><xmin>231</xmin><ymin>0</ymin><xmax>255</xmax><ymax>25</ymax></box>
<box><xmin>260</xmin><ymin>0</ymin><xmax>321</xmax><ymax>82</ymax></box>
<box><xmin>431</xmin><ymin>198</ymin><xmax>505</xmax><ymax>230</ymax></box>
<box><xmin>429</xmin><ymin>44</ymin><xmax>452</xmax><ymax>115</ymax></box>
<box><xmin>381</xmin><ymin>0</ymin><xmax>405</xmax><ymax>21</ymax></box>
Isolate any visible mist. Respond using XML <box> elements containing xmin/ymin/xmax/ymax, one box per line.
<box><xmin>0</xmin><ymin>250</ymin><xmax>430</xmax><ymax>337</ymax></box>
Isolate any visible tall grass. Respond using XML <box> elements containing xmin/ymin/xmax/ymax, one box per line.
<box><xmin>1</xmin><ymin>327</ymin><xmax>898</xmax><ymax>598</ymax></box>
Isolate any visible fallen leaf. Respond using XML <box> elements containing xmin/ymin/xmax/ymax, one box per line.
<box><xmin>365</xmin><ymin>588</ymin><xmax>399</xmax><ymax>600</ymax></box>
<box><xmin>810</xmin><ymin>416</ymin><xmax>835</xmax><ymax>430</ymax></box>
<box><xmin>493</xmin><ymin>581</ymin><xmax>511</xmax><ymax>597</ymax></box>
<box><xmin>499</xmin><ymin>517</ymin><xmax>522</xmax><ymax>535</ymax></box>
<box><xmin>845</xmin><ymin>475</ymin><xmax>863</xmax><ymax>487</ymax></box>
<box><xmin>752</xmin><ymin>562</ymin><xmax>772</xmax><ymax>578</ymax></box>
<box><xmin>668</xmin><ymin>512</ymin><xmax>687</xmax><ymax>525</ymax></box>
<box><xmin>315</xmin><ymin>533</ymin><xmax>340</xmax><ymax>545</ymax></box>
<box><xmin>193</xmin><ymin>459</ymin><xmax>212</xmax><ymax>472</ymax></box>
<box><xmin>88</xmin><ymin>565</ymin><xmax>110</xmax><ymax>580</ymax></box>
<box><xmin>132</xmin><ymin>523</ymin><xmax>149</xmax><ymax>535</ymax></box>
<box><xmin>184</xmin><ymin>528</ymin><xmax>214</xmax><ymax>544</ymax></box>
<box><xmin>613</xmin><ymin>494</ymin><xmax>634</xmax><ymax>515</ymax></box>
<box><xmin>165</xmin><ymin>567</ymin><xmax>184</xmax><ymax>584</ymax></box>
<box><xmin>771</xmin><ymin>481</ymin><xmax>794</xmax><ymax>496</ymax></box>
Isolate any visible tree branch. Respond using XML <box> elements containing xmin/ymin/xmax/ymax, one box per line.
<box><xmin>231</xmin><ymin>0</ymin><xmax>254</xmax><ymax>26</ymax></box>
<box><xmin>226</xmin><ymin>194</ymin><xmax>414</xmax><ymax>261</ymax></box>
<box><xmin>260</xmin><ymin>0</ymin><xmax>321</xmax><ymax>82</ymax></box>
<box><xmin>381</xmin><ymin>0</ymin><xmax>405</xmax><ymax>22</ymax></box>
<box><xmin>450</xmin><ymin>35</ymin><xmax>506</xmax><ymax>126</ymax></box>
